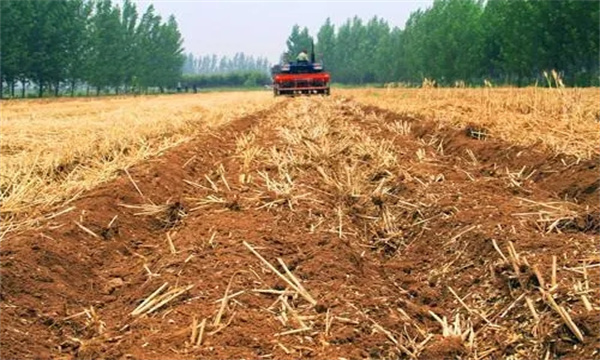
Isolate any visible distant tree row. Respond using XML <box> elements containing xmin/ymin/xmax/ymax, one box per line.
<box><xmin>182</xmin><ymin>53</ymin><xmax>271</xmax><ymax>75</ymax></box>
<box><xmin>1</xmin><ymin>0</ymin><xmax>185</xmax><ymax>98</ymax></box>
<box><xmin>180</xmin><ymin>71</ymin><xmax>271</xmax><ymax>91</ymax></box>
<box><xmin>286</xmin><ymin>0</ymin><xmax>599</xmax><ymax>86</ymax></box>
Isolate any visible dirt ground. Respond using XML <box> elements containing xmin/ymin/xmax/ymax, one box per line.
<box><xmin>1</xmin><ymin>96</ymin><xmax>598</xmax><ymax>360</ymax></box>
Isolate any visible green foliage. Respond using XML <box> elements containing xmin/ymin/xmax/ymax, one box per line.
<box><xmin>1</xmin><ymin>0</ymin><xmax>33</xmax><ymax>96</ymax></box>
<box><xmin>1</xmin><ymin>0</ymin><xmax>186</xmax><ymax>97</ymax></box>
<box><xmin>88</xmin><ymin>0</ymin><xmax>122</xmax><ymax>92</ymax></box>
<box><xmin>180</xmin><ymin>71</ymin><xmax>271</xmax><ymax>90</ymax></box>
<box><xmin>316</xmin><ymin>18</ymin><xmax>336</xmax><ymax>69</ymax></box>
<box><xmin>288</xmin><ymin>0</ymin><xmax>599</xmax><ymax>86</ymax></box>
<box><xmin>285</xmin><ymin>25</ymin><xmax>313</xmax><ymax>62</ymax></box>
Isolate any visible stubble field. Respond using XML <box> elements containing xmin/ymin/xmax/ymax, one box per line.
<box><xmin>1</xmin><ymin>88</ymin><xmax>598</xmax><ymax>360</ymax></box>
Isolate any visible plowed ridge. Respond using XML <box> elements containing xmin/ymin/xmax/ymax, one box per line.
<box><xmin>1</xmin><ymin>97</ymin><xmax>598</xmax><ymax>360</ymax></box>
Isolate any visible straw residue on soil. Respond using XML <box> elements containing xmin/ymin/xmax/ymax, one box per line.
<box><xmin>0</xmin><ymin>92</ymin><xmax>277</xmax><ymax>240</ymax></box>
<box><xmin>1</xmin><ymin>94</ymin><xmax>598</xmax><ymax>360</ymax></box>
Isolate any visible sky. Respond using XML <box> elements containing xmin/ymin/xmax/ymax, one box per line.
<box><xmin>133</xmin><ymin>0</ymin><xmax>434</xmax><ymax>63</ymax></box>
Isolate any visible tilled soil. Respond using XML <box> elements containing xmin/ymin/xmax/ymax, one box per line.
<box><xmin>1</xmin><ymin>97</ymin><xmax>598</xmax><ymax>360</ymax></box>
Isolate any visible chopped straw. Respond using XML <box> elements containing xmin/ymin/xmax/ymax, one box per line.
<box><xmin>542</xmin><ymin>290</ymin><xmax>584</xmax><ymax>342</ymax></box>
<box><xmin>243</xmin><ymin>241</ymin><xmax>317</xmax><ymax>306</ymax></box>
<box><xmin>196</xmin><ymin>318</ymin><xmax>207</xmax><ymax>346</ymax></box>
<box><xmin>131</xmin><ymin>283</ymin><xmax>193</xmax><ymax>317</ymax></box>
<box><xmin>74</xmin><ymin>221</ymin><xmax>99</xmax><ymax>239</ymax></box>
<box><xmin>166</xmin><ymin>232</ymin><xmax>177</xmax><ymax>254</ymax></box>
<box><xmin>214</xmin><ymin>272</ymin><xmax>241</xmax><ymax>326</ymax></box>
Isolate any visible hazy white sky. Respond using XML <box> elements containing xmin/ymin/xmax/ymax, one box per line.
<box><xmin>133</xmin><ymin>1</ymin><xmax>433</xmax><ymax>63</ymax></box>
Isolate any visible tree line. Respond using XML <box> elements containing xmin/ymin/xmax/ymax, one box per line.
<box><xmin>3</xmin><ymin>0</ymin><xmax>596</xmax><ymax>98</ymax></box>
<box><xmin>180</xmin><ymin>52</ymin><xmax>272</xmax><ymax>90</ymax></box>
<box><xmin>182</xmin><ymin>52</ymin><xmax>271</xmax><ymax>75</ymax></box>
<box><xmin>1</xmin><ymin>0</ymin><xmax>185</xmax><ymax>98</ymax></box>
<box><xmin>180</xmin><ymin>71</ymin><xmax>271</xmax><ymax>91</ymax></box>
<box><xmin>286</xmin><ymin>0</ymin><xmax>599</xmax><ymax>86</ymax></box>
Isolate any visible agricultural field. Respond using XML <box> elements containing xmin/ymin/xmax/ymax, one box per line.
<box><xmin>0</xmin><ymin>88</ymin><xmax>598</xmax><ymax>360</ymax></box>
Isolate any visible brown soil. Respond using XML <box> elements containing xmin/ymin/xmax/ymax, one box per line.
<box><xmin>1</xmin><ymin>97</ymin><xmax>598</xmax><ymax>360</ymax></box>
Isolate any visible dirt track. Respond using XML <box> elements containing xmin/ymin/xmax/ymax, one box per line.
<box><xmin>1</xmin><ymin>97</ymin><xmax>598</xmax><ymax>360</ymax></box>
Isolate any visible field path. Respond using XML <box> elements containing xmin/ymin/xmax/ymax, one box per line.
<box><xmin>1</xmin><ymin>96</ymin><xmax>598</xmax><ymax>360</ymax></box>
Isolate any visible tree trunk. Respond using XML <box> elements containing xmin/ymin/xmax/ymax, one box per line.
<box><xmin>86</xmin><ymin>85</ymin><xmax>90</xmax><ymax>96</ymax></box>
<box><xmin>71</xmin><ymin>80</ymin><xmax>75</xmax><ymax>97</ymax></box>
<box><xmin>10</xmin><ymin>81</ymin><xmax>15</xmax><ymax>97</ymax></box>
<box><xmin>54</xmin><ymin>81</ymin><xmax>60</xmax><ymax>97</ymax></box>
<box><xmin>21</xmin><ymin>80</ymin><xmax>26</xmax><ymax>98</ymax></box>
<box><xmin>96</xmin><ymin>86</ymin><xmax>100</xmax><ymax>96</ymax></box>
<box><xmin>38</xmin><ymin>81</ymin><xmax>44</xmax><ymax>98</ymax></box>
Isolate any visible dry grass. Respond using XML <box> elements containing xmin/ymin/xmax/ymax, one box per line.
<box><xmin>0</xmin><ymin>92</ymin><xmax>276</xmax><ymax>238</ymax></box>
<box><xmin>341</xmin><ymin>87</ymin><xmax>599</xmax><ymax>159</ymax></box>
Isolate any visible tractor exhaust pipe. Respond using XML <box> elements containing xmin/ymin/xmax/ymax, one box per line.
<box><xmin>311</xmin><ymin>40</ymin><xmax>315</xmax><ymax>63</ymax></box>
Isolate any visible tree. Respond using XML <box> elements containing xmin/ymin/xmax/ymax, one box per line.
<box><xmin>536</xmin><ymin>0</ymin><xmax>599</xmax><ymax>85</ymax></box>
<box><xmin>64</xmin><ymin>0</ymin><xmax>92</xmax><ymax>96</ymax></box>
<box><xmin>286</xmin><ymin>25</ymin><xmax>313</xmax><ymax>61</ymax></box>
<box><xmin>119</xmin><ymin>0</ymin><xmax>139</xmax><ymax>92</ymax></box>
<box><xmin>88</xmin><ymin>0</ymin><xmax>123</xmax><ymax>94</ymax></box>
<box><xmin>153</xmin><ymin>15</ymin><xmax>185</xmax><ymax>91</ymax></box>
<box><xmin>363</xmin><ymin>16</ymin><xmax>390</xmax><ymax>83</ymax></box>
<box><xmin>182</xmin><ymin>53</ymin><xmax>195</xmax><ymax>74</ymax></box>
<box><xmin>27</xmin><ymin>0</ymin><xmax>78</xmax><ymax>97</ymax></box>
<box><xmin>135</xmin><ymin>4</ymin><xmax>162</xmax><ymax>92</ymax></box>
<box><xmin>0</xmin><ymin>0</ymin><xmax>33</xmax><ymax>97</ymax></box>
<box><xmin>316</xmin><ymin>18</ymin><xmax>336</xmax><ymax>71</ymax></box>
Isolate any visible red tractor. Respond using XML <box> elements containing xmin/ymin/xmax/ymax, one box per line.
<box><xmin>271</xmin><ymin>45</ymin><xmax>330</xmax><ymax>96</ymax></box>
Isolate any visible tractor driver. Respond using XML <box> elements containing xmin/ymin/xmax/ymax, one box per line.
<box><xmin>296</xmin><ymin>49</ymin><xmax>309</xmax><ymax>63</ymax></box>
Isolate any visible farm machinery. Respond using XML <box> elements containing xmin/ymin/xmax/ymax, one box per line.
<box><xmin>271</xmin><ymin>43</ymin><xmax>330</xmax><ymax>96</ymax></box>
